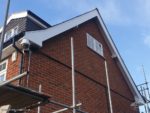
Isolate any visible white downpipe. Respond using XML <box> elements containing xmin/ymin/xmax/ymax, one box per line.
<box><xmin>37</xmin><ymin>84</ymin><xmax>42</xmax><ymax>113</ymax></box>
<box><xmin>71</xmin><ymin>37</ymin><xmax>76</xmax><ymax>113</ymax></box>
<box><xmin>104</xmin><ymin>61</ymin><xmax>113</xmax><ymax>113</ymax></box>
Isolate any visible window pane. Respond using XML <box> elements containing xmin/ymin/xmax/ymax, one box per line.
<box><xmin>2</xmin><ymin>63</ymin><xmax>6</xmax><ymax>70</ymax></box>
<box><xmin>0</xmin><ymin>63</ymin><xmax>6</xmax><ymax>71</ymax></box>
<box><xmin>4</xmin><ymin>30</ymin><xmax>12</xmax><ymax>42</ymax></box>
<box><xmin>0</xmin><ymin>74</ymin><xmax>5</xmax><ymax>82</ymax></box>
<box><xmin>87</xmin><ymin>34</ymin><xmax>94</xmax><ymax>49</ymax></box>
<box><xmin>4</xmin><ymin>26</ymin><xmax>18</xmax><ymax>43</ymax></box>
<box><xmin>96</xmin><ymin>42</ymin><xmax>100</xmax><ymax>53</ymax></box>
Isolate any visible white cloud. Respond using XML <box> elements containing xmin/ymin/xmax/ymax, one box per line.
<box><xmin>144</xmin><ymin>35</ymin><xmax>150</xmax><ymax>47</ymax></box>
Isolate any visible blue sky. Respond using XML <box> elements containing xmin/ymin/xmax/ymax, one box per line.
<box><xmin>0</xmin><ymin>0</ymin><xmax>150</xmax><ymax>89</ymax></box>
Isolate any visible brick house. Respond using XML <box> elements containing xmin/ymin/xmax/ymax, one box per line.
<box><xmin>0</xmin><ymin>9</ymin><xmax>144</xmax><ymax>113</ymax></box>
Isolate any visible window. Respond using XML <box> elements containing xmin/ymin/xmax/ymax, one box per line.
<box><xmin>87</xmin><ymin>33</ymin><xmax>103</xmax><ymax>56</ymax></box>
<box><xmin>4</xmin><ymin>26</ymin><xmax>19</xmax><ymax>43</ymax></box>
<box><xmin>0</xmin><ymin>60</ymin><xmax>8</xmax><ymax>82</ymax></box>
<box><xmin>4</xmin><ymin>30</ymin><xmax>13</xmax><ymax>42</ymax></box>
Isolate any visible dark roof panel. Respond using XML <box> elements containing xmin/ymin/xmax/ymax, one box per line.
<box><xmin>27</xmin><ymin>10</ymin><xmax>51</xmax><ymax>28</ymax></box>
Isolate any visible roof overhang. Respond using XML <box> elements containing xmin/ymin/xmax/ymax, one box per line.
<box><xmin>1</xmin><ymin>44</ymin><xmax>15</xmax><ymax>60</ymax></box>
<box><xmin>22</xmin><ymin>9</ymin><xmax>144</xmax><ymax>104</ymax></box>
<box><xmin>1</xmin><ymin>32</ymin><xmax>25</xmax><ymax>60</ymax></box>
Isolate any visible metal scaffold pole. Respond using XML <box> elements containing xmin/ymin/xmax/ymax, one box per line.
<box><xmin>38</xmin><ymin>84</ymin><xmax>42</xmax><ymax>113</ymax></box>
<box><xmin>137</xmin><ymin>65</ymin><xmax>150</xmax><ymax>113</ymax></box>
<box><xmin>0</xmin><ymin>0</ymin><xmax>10</xmax><ymax>61</ymax></box>
<box><xmin>140</xmin><ymin>86</ymin><xmax>148</xmax><ymax>113</ymax></box>
<box><xmin>142</xmin><ymin>65</ymin><xmax>150</xmax><ymax>99</ymax></box>
<box><xmin>49</xmin><ymin>37</ymin><xmax>87</xmax><ymax>113</ymax></box>
<box><xmin>104</xmin><ymin>61</ymin><xmax>113</xmax><ymax>113</ymax></box>
<box><xmin>71</xmin><ymin>37</ymin><xmax>76</xmax><ymax>113</ymax></box>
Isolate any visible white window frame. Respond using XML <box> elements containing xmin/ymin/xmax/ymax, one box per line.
<box><xmin>0</xmin><ymin>60</ymin><xmax>8</xmax><ymax>82</ymax></box>
<box><xmin>4</xmin><ymin>26</ymin><xmax>19</xmax><ymax>43</ymax></box>
<box><xmin>87</xmin><ymin>33</ymin><xmax>103</xmax><ymax>56</ymax></box>
<box><xmin>4</xmin><ymin>30</ymin><xmax>13</xmax><ymax>42</ymax></box>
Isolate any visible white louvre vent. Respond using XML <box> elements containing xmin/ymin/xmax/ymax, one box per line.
<box><xmin>87</xmin><ymin>33</ymin><xmax>103</xmax><ymax>56</ymax></box>
<box><xmin>11</xmin><ymin>51</ymin><xmax>17</xmax><ymax>62</ymax></box>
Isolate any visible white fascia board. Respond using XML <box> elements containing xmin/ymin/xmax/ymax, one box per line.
<box><xmin>24</xmin><ymin>9</ymin><xmax>144</xmax><ymax>103</ymax></box>
<box><xmin>7</xmin><ymin>11</ymin><xmax>48</xmax><ymax>28</ymax></box>
<box><xmin>0</xmin><ymin>11</ymin><xmax>28</xmax><ymax>32</ymax></box>
<box><xmin>7</xmin><ymin>11</ymin><xmax>28</xmax><ymax>24</ymax></box>
<box><xmin>24</xmin><ymin>10</ymin><xmax>99</xmax><ymax>46</ymax></box>
<box><xmin>1</xmin><ymin>44</ymin><xmax>15</xmax><ymax>60</ymax></box>
<box><xmin>0</xmin><ymin>11</ymin><xmax>48</xmax><ymax>33</ymax></box>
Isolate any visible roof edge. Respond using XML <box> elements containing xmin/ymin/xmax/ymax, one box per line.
<box><xmin>96</xmin><ymin>8</ymin><xmax>144</xmax><ymax>103</ymax></box>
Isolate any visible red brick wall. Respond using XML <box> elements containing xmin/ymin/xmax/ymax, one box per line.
<box><xmin>5</xmin><ymin>52</ymin><xmax>28</xmax><ymax>86</ymax></box>
<box><xmin>4</xmin><ymin>18</ymin><xmax>139</xmax><ymax>113</ymax></box>
<box><xmin>6</xmin><ymin>52</ymin><xmax>20</xmax><ymax>80</ymax></box>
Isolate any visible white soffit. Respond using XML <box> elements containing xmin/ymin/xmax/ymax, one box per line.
<box><xmin>24</xmin><ymin>9</ymin><xmax>144</xmax><ymax>103</ymax></box>
<box><xmin>7</xmin><ymin>11</ymin><xmax>28</xmax><ymax>24</ymax></box>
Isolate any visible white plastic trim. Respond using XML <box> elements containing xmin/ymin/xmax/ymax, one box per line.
<box><xmin>0</xmin><ymin>72</ymin><xmax>27</xmax><ymax>87</ymax></box>
<box><xmin>7</xmin><ymin>11</ymin><xmax>28</xmax><ymax>24</ymax></box>
<box><xmin>0</xmin><ymin>11</ymin><xmax>48</xmax><ymax>33</ymax></box>
<box><xmin>0</xmin><ymin>59</ymin><xmax>8</xmax><ymax>82</ymax></box>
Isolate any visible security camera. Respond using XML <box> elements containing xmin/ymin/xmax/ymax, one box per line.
<box><xmin>20</xmin><ymin>38</ymin><xmax>30</xmax><ymax>52</ymax></box>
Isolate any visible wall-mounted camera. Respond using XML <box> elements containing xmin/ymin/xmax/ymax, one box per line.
<box><xmin>20</xmin><ymin>38</ymin><xmax>30</xmax><ymax>52</ymax></box>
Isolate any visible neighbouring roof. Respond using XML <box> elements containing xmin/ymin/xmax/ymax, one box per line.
<box><xmin>23</xmin><ymin>8</ymin><xmax>144</xmax><ymax>104</ymax></box>
<box><xmin>0</xmin><ymin>10</ymin><xmax>51</xmax><ymax>32</ymax></box>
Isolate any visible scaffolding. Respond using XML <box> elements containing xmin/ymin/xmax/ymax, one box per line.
<box><xmin>137</xmin><ymin>66</ymin><xmax>150</xmax><ymax>113</ymax></box>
